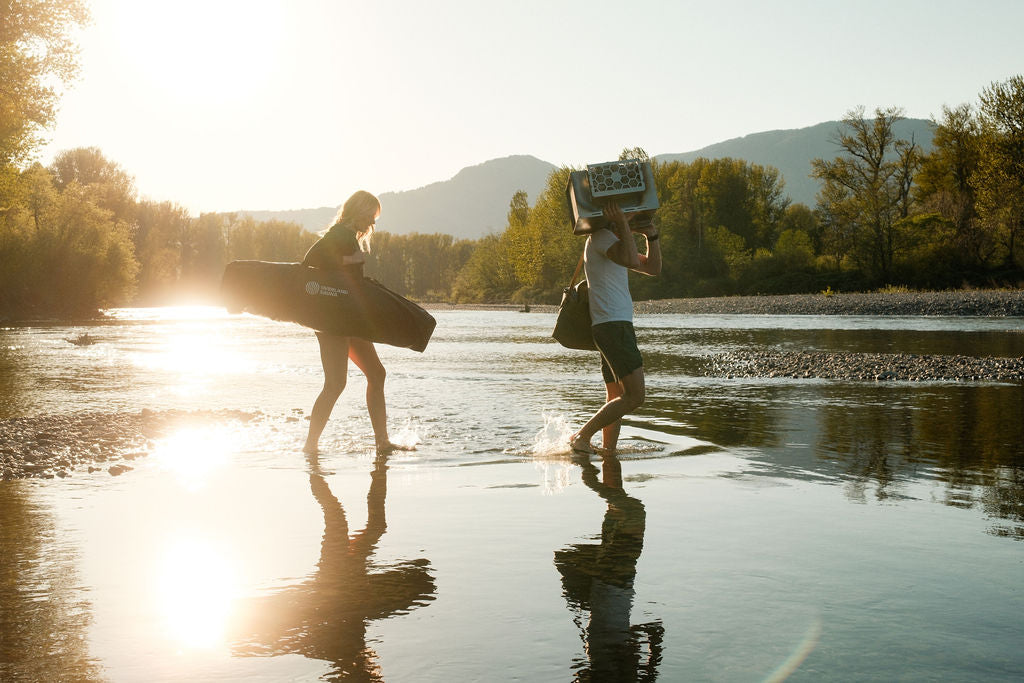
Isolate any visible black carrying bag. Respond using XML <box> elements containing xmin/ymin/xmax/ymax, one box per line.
<box><xmin>552</xmin><ymin>253</ymin><xmax>597</xmax><ymax>350</ymax></box>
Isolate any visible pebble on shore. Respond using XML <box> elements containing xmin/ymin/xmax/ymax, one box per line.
<box><xmin>1</xmin><ymin>408</ymin><xmax>259</xmax><ymax>481</ymax></box>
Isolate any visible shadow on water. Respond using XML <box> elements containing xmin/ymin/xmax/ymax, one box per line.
<box><xmin>0</xmin><ymin>484</ymin><xmax>102</xmax><ymax>681</ymax></box>
<box><xmin>229</xmin><ymin>453</ymin><xmax>435</xmax><ymax>680</ymax></box>
<box><xmin>555</xmin><ymin>453</ymin><xmax>663</xmax><ymax>681</ymax></box>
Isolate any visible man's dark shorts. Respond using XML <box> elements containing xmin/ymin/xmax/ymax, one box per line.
<box><xmin>592</xmin><ymin>321</ymin><xmax>643</xmax><ymax>384</ymax></box>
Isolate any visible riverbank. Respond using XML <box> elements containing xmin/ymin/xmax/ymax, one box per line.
<box><xmin>632</xmin><ymin>290</ymin><xmax>1024</xmax><ymax>384</ymax></box>
<box><xmin>633</xmin><ymin>288</ymin><xmax>1024</xmax><ymax>316</ymax></box>
<box><xmin>429</xmin><ymin>288</ymin><xmax>1024</xmax><ymax>317</ymax></box>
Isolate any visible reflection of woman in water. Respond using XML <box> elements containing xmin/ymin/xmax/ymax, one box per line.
<box><xmin>231</xmin><ymin>453</ymin><xmax>434</xmax><ymax>679</ymax></box>
<box><xmin>301</xmin><ymin>190</ymin><xmax>410</xmax><ymax>455</ymax></box>
<box><xmin>555</xmin><ymin>452</ymin><xmax>663</xmax><ymax>681</ymax></box>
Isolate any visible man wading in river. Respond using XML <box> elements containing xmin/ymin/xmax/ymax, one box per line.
<box><xmin>570</xmin><ymin>202</ymin><xmax>661</xmax><ymax>455</ymax></box>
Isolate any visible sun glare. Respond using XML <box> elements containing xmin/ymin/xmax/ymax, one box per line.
<box><xmin>113</xmin><ymin>0</ymin><xmax>284</xmax><ymax>101</ymax></box>
<box><xmin>151</xmin><ymin>425</ymin><xmax>237</xmax><ymax>491</ymax></box>
<box><xmin>132</xmin><ymin>328</ymin><xmax>253</xmax><ymax>381</ymax></box>
<box><xmin>155</xmin><ymin>534</ymin><xmax>239</xmax><ymax>649</ymax></box>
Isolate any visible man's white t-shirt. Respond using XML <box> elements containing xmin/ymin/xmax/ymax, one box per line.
<box><xmin>584</xmin><ymin>228</ymin><xmax>633</xmax><ymax>325</ymax></box>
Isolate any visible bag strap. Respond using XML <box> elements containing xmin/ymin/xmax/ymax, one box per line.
<box><xmin>568</xmin><ymin>249</ymin><xmax>585</xmax><ymax>287</ymax></box>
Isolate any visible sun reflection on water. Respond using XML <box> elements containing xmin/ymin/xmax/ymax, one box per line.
<box><xmin>155</xmin><ymin>534</ymin><xmax>239</xmax><ymax>650</ymax></box>
<box><xmin>138</xmin><ymin>331</ymin><xmax>254</xmax><ymax>378</ymax></box>
<box><xmin>150</xmin><ymin>425</ymin><xmax>238</xmax><ymax>491</ymax></box>
<box><xmin>107</xmin><ymin>306</ymin><xmax>231</xmax><ymax>321</ymax></box>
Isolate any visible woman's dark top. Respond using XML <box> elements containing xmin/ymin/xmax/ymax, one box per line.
<box><xmin>302</xmin><ymin>224</ymin><xmax>363</xmax><ymax>278</ymax></box>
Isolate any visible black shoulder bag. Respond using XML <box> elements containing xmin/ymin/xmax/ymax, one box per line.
<box><xmin>552</xmin><ymin>250</ymin><xmax>597</xmax><ymax>350</ymax></box>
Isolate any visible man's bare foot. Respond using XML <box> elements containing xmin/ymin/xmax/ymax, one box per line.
<box><xmin>376</xmin><ymin>441</ymin><xmax>416</xmax><ymax>454</ymax></box>
<box><xmin>570</xmin><ymin>433</ymin><xmax>597</xmax><ymax>455</ymax></box>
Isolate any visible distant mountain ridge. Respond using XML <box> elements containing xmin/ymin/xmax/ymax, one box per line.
<box><xmin>241</xmin><ymin>155</ymin><xmax>556</xmax><ymax>239</ymax></box>
<box><xmin>239</xmin><ymin>119</ymin><xmax>934</xmax><ymax>239</ymax></box>
<box><xmin>655</xmin><ymin>118</ymin><xmax>933</xmax><ymax>208</ymax></box>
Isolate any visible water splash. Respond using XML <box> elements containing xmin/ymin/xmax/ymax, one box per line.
<box><xmin>391</xmin><ymin>418</ymin><xmax>422</xmax><ymax>451</ymax></box>
<box><xmin>532</xmin><ymin>413</ymin><xmax>575</xmax><ymax>459</ymax></box>
<box><xmin>529</xmin><ymin>413</ymin><xmax>577</xmax><ymax>494</ymax></box>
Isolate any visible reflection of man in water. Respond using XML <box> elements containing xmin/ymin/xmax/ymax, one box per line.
<box><xmin>231</xmin><ymin>453</ymin><xmax>434</xmax><ymax>680</ymax></box>
<box><xmin>555</xmin><ymin>453</ymin><xmax>663</xmax><ymax>681</ymax></box>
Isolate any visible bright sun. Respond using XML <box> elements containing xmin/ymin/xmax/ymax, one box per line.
<box><xmin>112</xmin><ymin>0</ymin><xmax>284</xmax><ymax>101</ymax></box>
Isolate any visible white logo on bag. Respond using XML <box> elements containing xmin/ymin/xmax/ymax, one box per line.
<box><xmin>305</xmin><ymin>281</ymin><xmax>348</xmax><ymax>297</ymax></box>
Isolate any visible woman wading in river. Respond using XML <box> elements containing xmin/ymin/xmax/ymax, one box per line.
<box><xmin>301</xmin><ymin>190</ymin><xmax>411</xmax><ymax>455</ymax></box>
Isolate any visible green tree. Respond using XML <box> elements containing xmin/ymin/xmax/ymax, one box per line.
<box><xmin>974</xmin><ymin>75</ymin><xmax>1024</xmax><ymax>267</ymax></box>
<box><xmin>520</xmin><ymin>167</ymin><xmax>577</xmax><ymax>302</ymax></box>
<box><xmin>0</xmin><ymin>0</ymin><xmax>90</xmax><ymax>177</ymax></box>
<box><xmin>915</xmin><ymin>104</ymin><xmax>989</xmax><ymax>266</ymax></box>
<box><xmin>49</xmin><ymin>147</ymin><xmax>137</xmax><ymax>220</ymax></box>
<box><xmin>507</xmin><ymin>189</ymin><xmax>530</xmax><ymax>228</ymax></box>
<box><xmin>133</xmin><ymin>200</ymin><xmax>192</xmax><ymax>303</ymax></box>
<box><xmin>491</xmin><ymin>168</ymin><xmax>577</xmax><ymax>303</ymax></box>
<box><xmin>774</xmin><ymin>228</ymin><xmax>815</xmax><ymax>270</ymax></box>
<box><xmin>1</xmin><ymin>161</ymin><xmax>138</xmax><ymax>318</ymax></box>
<box><xmin>811</xmin><ymin>106</ymin><xmax>922</xmax><ymax>282</ymax></box>
<box><xmin>648</xmin><ymin>159</ymin><xmax>707</xmax><ymax>295</ymax></box>
<box><xmin>504</xmin><ymin>189</ymin><xmax>542</xmax><ymax>289</ymax></box>
<box><xmin>695</xmin><ymin>160</ymin><xmax>747</xmax><ymax>245</ymax></box>
<box><xmin>366</xmin><ymin>232</ymin><xmax>473</xmax><ymax>300</ymax></box>
<box><xmin>778</xmin><ymin>203</ymin><xmax>820</xmax><ymax>252</ymax></box>
<box><xmin>452</xmin><ymin>234</ymin><xmax>518</xmax><ymax>303</ymax></box>
<box><xmin>619</xmin><ymin>147</ymin><xmax>650</xmax><ymax>161</ymax></box>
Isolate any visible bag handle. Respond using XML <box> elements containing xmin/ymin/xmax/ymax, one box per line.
<box><xmin>568</xmin><ymin>249</ymin><xmax>585</xmax><ymax>287</ymax></box>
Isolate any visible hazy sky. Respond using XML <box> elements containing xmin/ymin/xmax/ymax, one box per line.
<box><xmin>38</xmin><ymin>0</ymin><xmax>1024</xmax><ymax>215</ymax></box>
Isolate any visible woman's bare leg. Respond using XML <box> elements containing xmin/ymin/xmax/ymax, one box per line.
<box><xmin>347</xmin><ymin>338</ymin><xmax>408</xmax><ymax>453</ymax></box>
<box><xmin>304</xmin><ymin>333</ymin><xmax>350</xmax><ymax>454</ymax></box>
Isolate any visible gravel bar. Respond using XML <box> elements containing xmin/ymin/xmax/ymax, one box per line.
<box><xmin>705</xmin><ymin>350</ymin><xmax>1024</xmax><ymax>382</ymax></box>
<box><xmin>634</xmin><ymin>289</ymin><xmax>1024</xmax><ymax>317</ymax></box>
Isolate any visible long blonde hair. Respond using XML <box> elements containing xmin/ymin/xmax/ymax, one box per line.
<box><xmin>328</xmin><ymin>190</ymin><xmax>380</xmax><ymax>252</ymax></box>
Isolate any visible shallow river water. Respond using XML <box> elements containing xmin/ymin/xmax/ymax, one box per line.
<box><xmin>1</xmin><ymin>308</ymin><xmax>1022</xmax><ymax>681</ymax></box>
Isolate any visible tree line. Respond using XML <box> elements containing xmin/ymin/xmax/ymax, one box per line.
<box><xmin>455</xmin><ymin>78</ymin><xmax>1024</xmax><ymax>305</ymax></box>
<box><xmin>3</xmin><ymin>2</ymin><xmax>1022</xmax><ymax>318</ymax></box>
